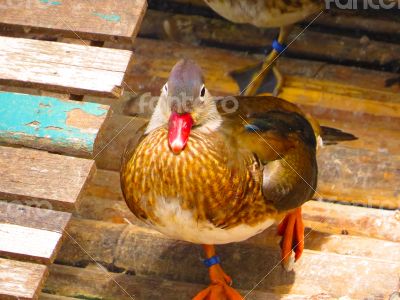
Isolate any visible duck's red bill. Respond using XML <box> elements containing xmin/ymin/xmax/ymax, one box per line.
<box><xmin>168</xmin><ymin>112</ymin><xmax>194</xmax><ymax>154</ymax></box>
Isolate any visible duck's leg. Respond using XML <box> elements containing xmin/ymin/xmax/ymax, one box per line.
<box><xmin>277</xmin><ymin>207</ymin><xmax>304</xmax><ymax>271</ymax></box>
<box><xmin>243</xmin><ymin>25</ymin><xmax>293</xmax><ymax>96</ymax></box>
<box><xmin>193</xmin><ymin>245</ymin><xmax>243</xmax><ymax>300</ymax></box>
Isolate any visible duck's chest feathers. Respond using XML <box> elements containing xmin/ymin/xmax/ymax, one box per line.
<box><xmin>121</xmin><ymin>128</ymin><xmax>278</xmax><ymax>243</ymax></box>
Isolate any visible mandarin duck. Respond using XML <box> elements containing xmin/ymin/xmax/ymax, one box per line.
<box><xmin>203</xmin><ymin>0</ymin><xmax>324</xmax><ymax>96</ymax></box>
<box><xmin>120</xmin><ymin>59</ymin><xmax>355</xmax><ymax>300</ymax></box>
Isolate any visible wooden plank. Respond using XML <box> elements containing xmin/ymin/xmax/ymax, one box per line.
<box><xmin>0</xmin><ymin>258</ymin><xmax>48</xmax><ymax>300</ymax></box>
<box><xmin>0</xmin><ymin>202</ymin><xmax>71</xmax><ymax>264</ymax></box>
<box><xmin>56</xmin><ymin>218</ymin><xmax>400</xmax><ymax>298</ymax></box>
<box><xmin>302</xmin><ymin>200</ymin><xmax>400</xmax><ymax>242</ymax></box>
<box><xmin>0</xmin><ymin>0</ymin><xmax>147</xmax><ymax>42</ymax></box>
<box><xmin>44</xmin><ymin>264</ymin><xmax>340</xmax><ymax>300</ymax></box>
<box><xmin>0</xmin><ymin>36</ymin><xmax>133</xmax><ymax>97</ymax></box>
<box><xmin>315</xmin><ymin>10</ymin><xmax>400</xmax><ymax>37</ymax></box>
<box><xmin>0</xmin><ymin>146</ymin><xmax>95</xmax><ymax>212</ymax></box>
<box><xmin>0</xmin><ymin>92</ymin><xmax>110</xmax><ymax>158</ymax></box>
<box><xmin>316</xmin><ymin>146</ymin><xmax>400</xmax><ymax>209</ymax></box>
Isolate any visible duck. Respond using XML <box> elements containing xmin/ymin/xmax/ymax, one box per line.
<box><xmin>120</xmin><ymin>59</ymin><xmax>355</xmax><ymax>299</ymax></box>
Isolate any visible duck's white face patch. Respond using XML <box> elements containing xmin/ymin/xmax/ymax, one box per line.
<box><xmin>149</xmin><ymin>196</ymin><xmax>275</xmax><ymax>245</ymax></box>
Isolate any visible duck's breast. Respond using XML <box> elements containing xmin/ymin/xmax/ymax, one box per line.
<box><xmin>121</xmin><ymin>128</ymin><xmax>278</xmax><ymax>244</ymax></box>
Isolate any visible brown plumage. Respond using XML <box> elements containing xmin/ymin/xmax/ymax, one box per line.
<box><xmin>120</xmin><ymin>59</ymin><xmax>355</xmax><ymax>300</ymax></box>
<box><xmin>204</xmin><ymin>0</ymin><xmax>323</xmax><ymax>27</ymax></box>
<box><xmin>121</xmin><ymin>95</ymin><xmax>319</xmax><ymax>229</ymax></box>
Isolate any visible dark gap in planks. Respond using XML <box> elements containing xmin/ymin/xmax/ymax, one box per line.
<box><xmin>147</xmin><ymin>0</ymin><xmax>221</xmax><ymax>19</ymax></box>
<box><xmin>54</xmin><ymin>257</ymin><xmax>135</xmax><ymax>275</ymax></box>
<box><xmin>304</xmin><ymin>24</ymin><xmax>400</xmax><ymax>45</ymax></box>
<box><xmin>54</xmin><ymin>259</ymin><xmax>89</xmax><ymax>269</ymax></box>
<box><xmin>314</xmin><ymin>198</ymin><xmax>399</xmax><ymax>211</ymax></box>
<box><xmin>286</xmin><ymin>51</ymin><xmax>400</xmax><ymax>73</ymax></box>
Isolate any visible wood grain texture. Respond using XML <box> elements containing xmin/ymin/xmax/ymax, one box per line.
<box><xmin>0</xmin><ymin>202</ymin><xmax>71</xmax><ymax>232</ymax></box>
<box><xmin>0</xmin><ymin>36</ymin><xmax>133</xmax><ymax>97</ymax></box>
<box><xmin>0</xmin><ymin>92</ymin><xmax>110</xmax><ymax>157</ymax></box>
<box><xmin>0</xmin><ymin>146</ymin><xmax>95</xmax><ymax>212</ymax></box>
<box><xmin>302</xmin><ymin>200</ymin><xmax>400</xmax><ymax>242</ymax></box>
<box><xmin>0</xmin><ymin>0</ymin><xmax>147</xmax><ymax>41</ymax></box>
<box><xmin>0</xmin><ymin>258</ymin><xmax>48</xmax><ymax>300</ymax></box>
<box><xmin>0</xmin><ymin>202</ymin><xmax>71</xmax><ymax>264</ymax></box>
<box><xmin>56</xmin><ymin>218</ymin><xmax>400</xmax><ymax>298</ymax></box>
<box><xmin>44</xmin><ymin>264</ymin><xmax>340</xmax><ymax>300</ymax></box>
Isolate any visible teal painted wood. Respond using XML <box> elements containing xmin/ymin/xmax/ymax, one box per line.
<box><xmin>92</xmin><ymin>12</ymin><xmax>121</xmax><ymax>22</ymax></box>
<box><xmin>0</xmin><ymin>92</ymin><xmax>109</xmax><ymax>157</ymax></box>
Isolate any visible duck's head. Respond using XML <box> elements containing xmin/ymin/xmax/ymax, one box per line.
<box><xmin>147</xmin><ymin>59</ymin><xmax>221</xmax><ymax>154</ymax></box>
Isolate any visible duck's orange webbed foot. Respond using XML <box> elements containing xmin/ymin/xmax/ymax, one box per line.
<box><xmin>277</xmin><ymin>207</ymin><xmax>304</xmax><ymax>271</ymax></box>
<box><xmin>193</xmin><ymin>245</ymin><xmax>243</xmax><ymax>300</ymax></box>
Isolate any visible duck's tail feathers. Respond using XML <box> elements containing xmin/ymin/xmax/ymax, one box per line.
<box><xmin>320</xmin><ymin>126</ymin><xmax>358</xmax><ymax>145</ymax></box>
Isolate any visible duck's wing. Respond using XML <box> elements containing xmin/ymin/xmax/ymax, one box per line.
<box><xmin>218</xmin><ymin>96</ymin><xmax>318</xmax><ymax>211</ymax></box>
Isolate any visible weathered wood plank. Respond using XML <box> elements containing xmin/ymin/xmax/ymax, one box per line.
<box><xmin>56</xmin><ymin>218</ymin><xmax>400</xmax><ymax>298</ymax></box>
<box><xmin>0</xmin><ymin>92</ymin><xmax>110</xmax><ymax>158</ymax></box>
<box><xmin>0</xmin><ymin>36</ymin><xmax>133</xmax><ymax>97</ymax></box>
<box><xmin>302</xmin><ymin>200</ymin><xmax>400</xmax><ymax>242</ymax></box>
<box><xmin>0</xmin><ymin>202</ymin><xmax>71</xmax><ymax>264</ymax></box>
<box><xmin>0</xmin><ymin>0</ymin><xmax>147</xmax><ymax>42</ymax></box>
<box><xmin>0</xmin><ymin>146</ymin><xmax>95</xmax><ymax>212</ymax></box>
<box><xmin>45</xmin><ymin>264</ymin><xmax>339</xmax><ymax>300</ymax></box>
<box><xmin>315</xmin><ymin>10</ymin><xmax>400</xmax><ymax>37</ymax></box>
<box><xmin>0</xmin><ymin>224</ymin><xmax>62</xmax><ymax>264</ymax></box>
<box><xmin>0</xmin><ymin>258</ymin><xmax>48</xmax><ymax>300</ymax></box>
<box><xmin>0</xmin><ymin>202</ymin><xmax>71</xmax><ymax>232</ymax></box>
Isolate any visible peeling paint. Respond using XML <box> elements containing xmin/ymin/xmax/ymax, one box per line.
<box><xmin>39</xmin><ymin>0</ymin><xmax>62</xmax><ymax>5</ymax></box>
<box><xmin>92</xmin><ymin>12</ymin><xmax>121</xmax><ymax>22</ymax></box>
<box><xmin>0</xmin><ymin>92</ymin><xmax>108</xmax><ymax>154</ymax></box>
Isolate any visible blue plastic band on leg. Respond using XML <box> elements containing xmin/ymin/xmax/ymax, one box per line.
<box><xmin>272</xmin><ymin>39</ymin><xmax>287</xmax><ymax>54</ymax></box>
<box><xmin>203</xmin><ymin>255</ymin><xmax>221</xmax><ymax>268</ymax></box>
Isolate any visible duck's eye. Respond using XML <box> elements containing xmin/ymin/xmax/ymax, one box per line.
<box><xmin>200</xmin><ymin>85</ymin><xmax>206</xmax><ymax>97</ymax></box>
<box><xmin>163</xmin><ymin>84</ymin><xmax>168</xmax><ymax>93</ymax></box>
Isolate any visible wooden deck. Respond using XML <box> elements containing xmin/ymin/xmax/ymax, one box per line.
<box><xmin>0</xmin><ymin>1</ymin><xmax>398</xmax><ymax>299</ymax></box>
<box><xmin>39</xmin><ymin>2</ymin><xmax>399</xmax><ymax>300</ymax></box>
<box><xmin>0</xmin><ymin>0</ymin><xmax>147</xmax><ymax>298</ymax></box>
